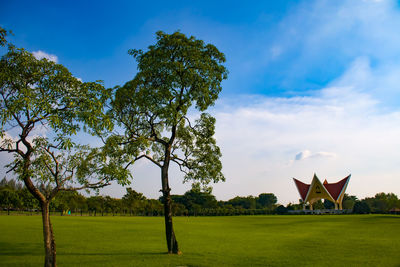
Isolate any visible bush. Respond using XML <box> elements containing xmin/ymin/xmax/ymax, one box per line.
<box><xmin>353</xmin><ymin>201</ymin><xmax>370</xmax><ymax>214</ymax></box>
<box><xmin>275</xmin><ymin>205</ymin><xmax>288</xmax><ymax>215</ymax></box>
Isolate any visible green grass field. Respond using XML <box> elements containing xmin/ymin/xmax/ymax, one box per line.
<box><xmin>1</xmin><ymin>215</ymin><xmax>399</xmax><ymax>266</ymax></box>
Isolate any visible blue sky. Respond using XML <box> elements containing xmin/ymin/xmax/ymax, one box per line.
<box><xmin>2</xmin><ymin>0</ymin><xmax>354</xmax><ymax>95</ymax></box>
<box><xmin>1</xmin><ymin>0</ymin><xmax>400</xmax><ymax>203</ymax></box>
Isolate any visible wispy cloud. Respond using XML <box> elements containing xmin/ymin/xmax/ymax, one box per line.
<box><xmin>32</xmin><ymin>50</ymin><xmax>58</xmax><ymax>63</ymax></box>
<box><xmin>294</xmin><ymin>150</ymin><xmax>336</xmax><ymax>161</ymax></box>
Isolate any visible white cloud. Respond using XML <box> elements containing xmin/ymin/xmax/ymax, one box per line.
<box><xmin>32</xmin><ymin>50</ymin><xmax>58</xmax><ymax>63</ymax></box>
<box><xmin>295</xmin><ymin>150</ymin><xmax>336</xmax><ymax>161</ymax></box>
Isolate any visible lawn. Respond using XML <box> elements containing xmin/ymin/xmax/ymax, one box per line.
<box><xmin>0</xmin><ymin>215</ymin><xmax>399</xmax><ymax>266</ymax></box>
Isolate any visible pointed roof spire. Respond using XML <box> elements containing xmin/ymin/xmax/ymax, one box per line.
<box><xmin>293</xmin><ymin>178</ymin><xmax>310</xmax><ymax>201</ymax></box>
<box><xmin>292</xmin><ymin>174</ymin><xmax>351</xmax><ymax>203</ymax></box>
<box><xmin>323</xmin><ymin>175</ymin><xmax>351</xmax><ymax>201</ymax></box>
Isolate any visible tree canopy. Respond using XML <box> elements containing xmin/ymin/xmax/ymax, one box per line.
<box><xmin>111</xmin><ymin>31</ymin><xmax>228</xmax><ymax>185</ymax></box>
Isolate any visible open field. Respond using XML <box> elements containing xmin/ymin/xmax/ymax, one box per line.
<box><xmin>1</xmin><ymin>215</ymin><xmax>399</xmax><ymax>266</ymax></box>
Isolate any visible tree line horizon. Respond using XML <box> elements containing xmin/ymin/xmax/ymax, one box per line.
<box><xmin>1</xmin><ymin>177</ymin><xmax>399</xmax><ymax>216</ymax></box>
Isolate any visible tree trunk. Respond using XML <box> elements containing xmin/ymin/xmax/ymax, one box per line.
<box><xmin>161</xmin><ymin>165</ymin><xmax>180</xmax><ymax>254</ymax></box>
<box><xmin>41</xmin><ymin>201</ymin><xmax>56</xmax><ymax>267</ymax></box>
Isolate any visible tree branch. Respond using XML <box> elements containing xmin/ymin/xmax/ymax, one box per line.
<box><xmin>171</xmin><ymin>158</ymin><xmax>189</xmax><ymax>175</ymax></box>
<box><xmin>134</xmin><ymin>154</ymin><xmax>162</xmax><ymax>168</ymax></box>
<box><xmin>147</xmin><ymin>113</ymin><xmax>167</xmax><ymax>146</ymax></box>
<box><xmin>59</xmin><ymin>178</ymin><xmax>111</xmax><ymax>191</ymax></box>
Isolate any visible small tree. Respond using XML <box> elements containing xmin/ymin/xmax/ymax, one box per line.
<box><xmin>275</xmin><ymin>205</ymin><xmax>288</xmax><ymax>215</ymax></box>
<box><xmin>342</xmin><ymin>194</ymin><xmax>357</xmax><ymax>210</ymax></box>
<box><xmin>353</xmin><ymin>200</ymin><xmax>371</xmax><ymax>214</ymax></box>
<box><xmin>257</xmin><ymin>193</ymin><xmax>277</xmax><ymax>209</ymax></box>
<box><xmin>0</xmin><ymin>41</ymin><xmax>128</xmax><ymax>266</ymax></box>
<box><xmin>18</xmin><ymin>187</ymin><xmax>39</xmax><ymax>214</ymax></box>
<box><xmin>111</xmin><ymin>31</ymin><xmax>228</xmax><ymax>253</ymax></box>
<box><xmin>122</xmin><ymin>188</ymin><xmax>146</xmax><ymax>215</ymax></box>
<box><xmin>323</xmin><ymin>199</ymin><xmax>335</xmax><ymax>209</ymax></box>
<box><xmin>0</xmin><ymin>187</ymin><xmax>21</xmax><ymax>214</ymax></box>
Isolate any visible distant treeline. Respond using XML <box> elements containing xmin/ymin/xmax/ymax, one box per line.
<box><xmin>1</xmin><ymin>178</ymin><xmax>399</xmax><ymax>216</ymax></box>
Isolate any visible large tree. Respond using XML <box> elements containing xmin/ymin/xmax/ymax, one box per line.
<box><xmin>0</xmin><ymin>42</ymin><xmax>129</xmax><ymax>266</ymax></box>
<box><xmin>111</xmin><ymin>31</ymin><xmax>228</xmax><ymax>253</ymax></box>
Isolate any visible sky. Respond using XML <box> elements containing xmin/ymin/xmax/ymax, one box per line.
<box><xmin>1</xmin><ymin>0</ymin><xmax>400</xmax><ymax>204</ymax></box>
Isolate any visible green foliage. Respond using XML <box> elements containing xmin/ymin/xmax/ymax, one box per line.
<box><xmin>363</xmin><ymin>192</ymin><xmax>399</xmax><ymax>213</ymax></box>
<box><xmin>227</xmin><ymin>196</ymin><xmax>257</xmax><ymax>209</ymax></box>
<box><xmin>127</xmin><ymin>31</ymin><xmax>228</xmax><ymax>113</ymax></box>
<box><xmin>18</xmin><ymin>187</ymin><xmax>39</xmax><ymax>210</ymax></box>
<box><xmin>342</xmin><ymin>194</ymin><xmax>357</xmax><ymax>209</ymax></box>
<box><xmin>353</xmin><ymin>200</ymin><xmax>371</xmax><ymax>214</ymax></box>
<box><xmin>0</xmin><ymin>177</ymin><xmax>23</xmax><ymax>190</ymax></box>
<box><xmin>323</xmin><ymin>199</ymin><xmax>335</xmax><ymax>209</ymax></box>
<box><xmin>0</xmin><ymin>44</ymin><xmax>128</xmax><ymax>202</ymax></box>
<box><xmin>51</xmin><ymin>191</ymin><xmax>87</xmax><ymax>213</ymax></box>
<box><xmin>257</xmin><ymin>193</ymin><xmax>277</xmax><ymax>208</ymax></box>
<box><xmin>275</xmin><ymin>205</ymin><xmax>288</xmax><ymax>214</ymax></box>
<box><xmin>111</xmin><ymin>31</ymin><xmax>228</xmax><ymax>187</ymax></box>
<box><xmin>87</xmin><ymin>196</ymin><xmax>105</xmax><ymax>214</ymax></box>
<box><xmin>183</xmin><ymin>188</ymin><xmax>218</xmax><ymax>210</ymax></box>
<box><xmin>0</xmin><ymin>187</ymin><xmax>21</xmax><ymax>210</ymax></box>
<box><xmin>122</xmin><ymin>188</ymin><xmax>147</xmax><ymax>215</ymax></box>
<box><xmin>0</xmin><ymin>47</ymin><xmax>112</xmax><ymax>142</ymax></box>
<box><xmin>0</xmin><ymin>27</ymin><xmax>11</xmax><ymax>47</ymax></box>
<box><xmin>312</xmin><ymin>199</ymin><xmax>324</xmax><ymax>209</ymax></box>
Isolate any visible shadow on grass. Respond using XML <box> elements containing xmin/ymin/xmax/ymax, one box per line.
<box><xmin>0</xmin><ymin>242</ymin><xmax>169</xmax><ymax>258</ymax></box>
<box><xmin>58</xmin><ymin>251</ymin><xmax>168</xmax><ymax>256</ymax></box>
<box><xmin>374</xmin><ymin>215</ymin><xmax>400</xmax><ymax>219</ymax></box>
<box><xmin>358</xmin><ymin>215</ymin><xmax>400</xmax><ymax>220</ymax></box>
<box><xmin>0</xmin><ymin>242</ymin><xmax>42</xmax><ymax>256</ymax></box>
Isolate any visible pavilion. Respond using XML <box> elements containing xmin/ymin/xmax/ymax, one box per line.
<box><xmin>293</xmin><ymin>174</ymin><xmax>351</xmax><ymax>210</ymax></box>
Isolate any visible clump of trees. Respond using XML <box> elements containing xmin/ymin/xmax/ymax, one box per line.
<box><xmin>2</xmin><ymin>176</ymin><xmax>400</xmax><ymax>216</ymax></box>
<box><xmin>353</xmin><ymin>193</ymin><xmax>399</xmax><ymax>214</ymax></box>
<box><xmin>1</xmin><ymin>178</ymin><xmax>280</xmax><ymax>216</ymax></box>
<box><xmin>169</xmin><ymin>190</ymin><xmax>278</xmax><ymax>216</ymax></box>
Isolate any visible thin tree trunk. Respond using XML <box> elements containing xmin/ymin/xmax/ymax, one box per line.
<box><xmin>161</xmin><ymin>165</ymin><xmax>180</xmax><ymax>254</ymax></box>
<box><xmin>41</xmin><ymin>201</ymin><xmax>56</xmax><ymax>267</ymax></box>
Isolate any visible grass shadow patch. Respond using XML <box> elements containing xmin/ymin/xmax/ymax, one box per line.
<box><xmin>0</xmin><ymin>241</ymin><xmax>42</xmax><ymax>256</ymax></box>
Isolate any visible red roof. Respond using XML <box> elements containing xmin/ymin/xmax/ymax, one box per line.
<box><xmin>321</xmin><ymin>175</ymin><xmax>350</xmax><ymax>200</ymax></box>
<box><xmin>293</xmin><ymin>178</ymin><xmax>310</xmax><ymax>201</ymax></box>
<box><xmin>293</xmin><ymin>175</ymin><xmax>351</xmax><ymax>202</ymax></box>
